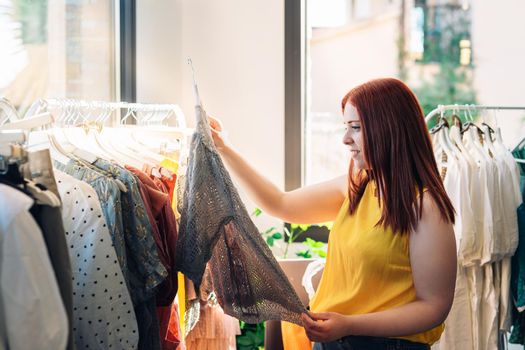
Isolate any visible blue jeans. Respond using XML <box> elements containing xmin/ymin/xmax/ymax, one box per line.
<box><xmin>313</xmin><ymin>335</ymin><xmax>430</xmax><ymax>350</ymax></box>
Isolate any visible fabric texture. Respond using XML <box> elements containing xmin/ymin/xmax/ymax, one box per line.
<box><xmin>185</xmin><ymin>303</ymin><xmax>240</xmax><ymax>350</ymax></box>
<box><xmin>282</xmin><ymin>321</ymin><xmax>312</xmax><ymax>350</ymax></box>
<box><xmin>0</xmin><ymin>183</ymin><xmax>68</xmax><ymax>350</ymax></box>
<box><xmin>309</xmin><ymin>181</ymin><xmax>443</xmax><ymax>345</ymax></box>
<box><xmin>56</xmin><ymin>170</ymin><xmax>139</xmax><ymax>350</ymax></box>
<box><xmin>30</xmin><ymin>204</ymin><xmax>75</xmax><ymax>350</ymax></box>
<box><xmin>57</xmin><ymin>160</ymin><xmax>128</xmax><ymax>279</ymax></box>
<box><xmin>126</xmin><ymin>165</ymin><xmax>179</xmax><ymax>306</ymax></box>
<box><xmin>92</xmin><ymin>159</ymin><xmax>166</xmax><ymax>350</ymax></box>
<box><xmin>176</xmin><ymin>103</ymin><xmax>305</xmax><ymax>325</ymax></box>
<box><xmin>510</xmin><ymin>149</ymin><xmax>525</xmax><ymax>344</ymax></box>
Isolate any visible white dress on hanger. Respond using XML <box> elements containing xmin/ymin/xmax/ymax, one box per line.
<box><xmin>0</xmin><ymin>184</ymin><xmax>68</xmax><ymax>350</ymax></box>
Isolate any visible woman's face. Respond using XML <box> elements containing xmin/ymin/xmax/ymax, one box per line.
<box><xmin>342</xmin><ymin>102</ymin><xmax>366</xmax><ymax>169</ymax></box>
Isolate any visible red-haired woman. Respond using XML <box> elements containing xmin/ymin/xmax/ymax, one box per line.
<box><xmin>208</xmin><ymin>78</ymin><xmax>456</xmax><ymax>350</ymax></box>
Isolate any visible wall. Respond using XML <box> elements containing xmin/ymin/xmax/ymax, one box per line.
<box><xmin>309</xmin><ymin>12</ymin><xmax>400</xmax><ymax>116</ymax></box>
<box><xmin>471</xmin><ymin>0</ymin><xmax>525</xmax><ymax>147</ymax></box>
<box><xmin>136</xmin><ymin>0</ymin><xmax>286</xmax><ymax>231</ymax></box>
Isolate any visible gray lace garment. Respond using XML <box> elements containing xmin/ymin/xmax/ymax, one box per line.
<box><xmin>176</xmin><ymin>103</ymin><xmax>306</xmax><ymax>326</ymax></box>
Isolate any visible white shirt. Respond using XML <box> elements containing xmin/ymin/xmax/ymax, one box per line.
<box><xmin>0</xmin><ymin>184</ymin><xmax>68</xmax><ymax>350</ymax></box>
<box><xmin>55</xmin><ymin>170</ymin><xmax>139</xmax><ymax>350</ymax></box>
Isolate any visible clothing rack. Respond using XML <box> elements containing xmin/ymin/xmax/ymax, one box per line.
<box><xmin>23</xmin><ymin>98</ymin><xmax>187</xmax><ymax>128</ymax></box>
<box><xmin>425</xmin><ymin>104</ymin><xmax>525</xmax><ymax>123</ymax></box>
<box><xmin>426</xmin><ymin>104</ymin><xmax>525</xmax><ymax>164</ymax></box>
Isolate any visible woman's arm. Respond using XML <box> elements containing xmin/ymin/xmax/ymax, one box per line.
<box><xmin>209</xmin><ymin>117</ymin><xmax>347</xmax><ymax>224</ymax></box>
<box><xmin>302</xmin><ymin>194</ymin><xmax>457</xmax><ymax>341</ymax></box>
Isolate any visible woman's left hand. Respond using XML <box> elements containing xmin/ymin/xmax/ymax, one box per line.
<box><xmin>301</xmin><ymin>311</ymin><xmax>351</xmax><ymax>342</ymax></box>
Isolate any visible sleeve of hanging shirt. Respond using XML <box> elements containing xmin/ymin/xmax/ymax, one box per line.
<box><xmin>0</xmin><ymin>184</ymin><xmax>68</xmax><ymax>350</ymax></box>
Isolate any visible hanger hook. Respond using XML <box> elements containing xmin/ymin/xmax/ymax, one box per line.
<box><xmin>187</xmin><ymin>58</ymin><xmax>201</xmax><ymax>106</ymax></box>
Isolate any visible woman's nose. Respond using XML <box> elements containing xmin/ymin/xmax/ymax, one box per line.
<box><xmin>343</xmin><ymin>133</ymin><xmax>354</xmax><ymax>145</ymax></box>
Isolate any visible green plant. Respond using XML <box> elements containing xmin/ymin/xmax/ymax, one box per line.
<box><xmin>296</xmin><ymin>237</ymin><xmax>327</xmax><ymax>259</ymax></box>
<box><xmin>252</xmin><ymin>208</ymin><xmax>283</xmax><ymax>247</ymax></box>
<box><xmin>282</xmin><ymin>223</ymin><xmax>309</xmax><ymax>259</ymax></box>
<box><xmin>236</xmin><ymin>321</ymin><xmax>265</xmax><ymax>350</ymax></box>
<box><xmin>252</xmin><ymin>208</ymin><xmax>329</xmax><ymax>259</ymax></box>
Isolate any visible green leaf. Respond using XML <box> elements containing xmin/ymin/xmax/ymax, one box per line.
<box><xmin>272</xmin><ymin>232</ymin><xmax>283</xmax><ymax>239</ymax></box>
<box><xmin>299</xmin><ymin>224</ymin><xmax>310</xmax><ymax>231</ymax></box>
<box><xmin>296</xmin><ymin>249</ymin><xmax>312</xmax><ymax>258</ymax></box>
<box><xmin>313</xmin><ymin>241</ymin><xmax>324</xmax><ymax>248</ymax></box>
<box><xmin>305</xmin><ymin>237</ymin><xmax>315</xmax><ymax>247</ymax></box>
<box><xmin>237</xmin><ymin>336</ymin><xmax>253</xmax><ymax>346</ymax></box>
<box><xmin>317</xmin><ymin>250</ymin><xmax>327</xmax><ymax>258</ymax></box>
<box><xmin>290</xmin><ymin>223</ymin><xmax>299</xmax><ymax>230</ymax></box>
<box><xmin>254</xmin><ymin>332</ymin><xmax>264</xmax><ymax>345</ymax></box>
<box><xmin>266</xmin><ymin>237</ymin><xmax>274</xmax><ymax>247</ymax></box>
<box><xmin>263</xmin><ymin>226</ymin><xmax>276</xmax><ymax>235</ymax></box>
<box><xmin>246</xmin><ymin>330</ymin><xmax>259</xmax><ymax>342</ymax></box>
<box><xmin>252</xmin><ymin>208</ymin><xmax>262</xmax><ymax>217</ymax></box>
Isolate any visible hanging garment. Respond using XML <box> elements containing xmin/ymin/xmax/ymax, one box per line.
<box><xmin>21</xmin><ymin>148</ymin><xmax>62</xmax><ymax>201</ymax></box>
<box><xmin>150</xmin><ymin>159</ymin><xmax>188</xmax><ymax>339</ymax></box>
<box><xmin>437</xmin><ymin>153</ymin><xmax>475</xmax><ymax>350</ymax></box>
<box><xmin>18</xmin><ymin>149</ymin><xmax>74</xmax><ymax>350</ymax></box>
<box><xmin>185</xmin><ymin>302</ymin><xmax>240</xmax><ymax>350</ymax></box>
<box><xmin>30</xmin><ymin>204</ymin><xmax>74</xmax><ymax>350</ymax></box>
<box><xmin>509</xmin><ymin>149</ymin><xmax>525</xmax><ymax>344</ymax></box>
<box><xmin>92</xmin><ymin>159</ymin><xmax>166</xmax><ymax>350</ymax></box>
<box><xmin>176</xmin><ymin>102</ymin><xmax>305</xmax><ymax>325</ymax></box>
<box><xmin>126</xmin><ymin>165</ymin><xmax>179</xmax><ymax>305</ymax></box>
<box><xmin>143</xmin><ymin>163</ymin><xmax>185</xmax><ymax>349</ymax></box>
<box><xmin>55</xmin><ymin>170</ymin><xmax>139</xmax><ymax>350</ymax></box>
<box><xmin>0</xmin><ymin>183</ymin><xmax>68</xmax><ymax>350</ymax></box>
<box><xmin>57</xmin><ymin>160</ymin><xmax>128</xmax><ymax>278</ymax></box>
<box><xmin>126</xmin><ymin>166</ymin><xmax>182</xmax><ymax>350</ymax></box>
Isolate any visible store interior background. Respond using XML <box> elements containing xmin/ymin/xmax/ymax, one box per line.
<box><xmin>2</xmin><ymin>0</ymin><xmax>524</xmax><ymax>232</ymax></box>
<box><xmin>1</xmin><ymin>1</ymin><xmax>525</xmax><ymax>346</ymax></box>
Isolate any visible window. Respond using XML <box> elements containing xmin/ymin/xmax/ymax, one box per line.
<box><xmin>308</xmin><ymin>0</ymin><xmax>348</xmax><ymax>28</ymax></box>
<box><xmin>0</xmin><ymin>0</ymin><xmax>116</xmax><ymax>113</ymax></box>
<box><xmin>411</xmin><ymin>1</ymin><xmax>472</xmax><ymax>65</ymax></box>
<box><xmin>303</xmin><ymin>0</ymin><xmax>401</xmax><ymax>185</ymax></box>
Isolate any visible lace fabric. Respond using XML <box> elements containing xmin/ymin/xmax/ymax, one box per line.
<box><xmin>176</xmin><ymin>104</ymin><xmax>305</xmax><ymax>325</ymax></box>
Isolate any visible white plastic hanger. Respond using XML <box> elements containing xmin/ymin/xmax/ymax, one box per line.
<box><xmin>25</xmin><ymin>179</ymin><xmax>61</xmax><ymax>207</ymax></box>
<box><xmin>462</xmin><ymin>106</ymin><xmax>491</xmax><ymax>162</ymax></box>
<box><xmin>0</xmin><ymin>98</ymin><xmax>19</xmax><ymax>126</ymax></box>
<box><xmin>448</xmin><ymin>107</ymin><xmax>476</xmax><ymax>168</ymax></box>
<box><xmin>430</xmin><ymin>111</ymin><xmax>456</xmax><ymax>165</ymax></box>
<box><xmin>490</xmin><ymin>109</ymin><xmax>509</xmax><ymax>157</ymax></box>
<box><xmin>0</xmin><ymin>112</ymin><xmax>54</xmax><ymax>131</ymax></box>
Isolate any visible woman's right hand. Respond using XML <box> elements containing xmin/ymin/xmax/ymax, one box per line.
<box><xmin>207</xmin><ymin>115</ymin><xmax>228</xmax><ymax>152</ymax></box>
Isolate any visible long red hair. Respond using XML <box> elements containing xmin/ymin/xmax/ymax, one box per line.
<box><xmin>342</xmin><ymin>78</ymin><xmax>454</xmax><ymax>234</ymax></box>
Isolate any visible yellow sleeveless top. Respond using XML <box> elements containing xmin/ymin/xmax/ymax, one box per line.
<box><xmin>309</xmin><ymin>181</ymin><xmax>444</xmax><ymax>345</ymax></box>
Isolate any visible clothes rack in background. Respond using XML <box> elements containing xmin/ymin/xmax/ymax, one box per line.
<box><xmin>22</xmin><ymin>98</ymin><xmax>188</xmax><ymax>128</ymax></box>
<box><xmin>426</xmin><ymin>104</ymin><xmax>525</xmax><ymax>123</ymax></box>
<box><xmin>425</xmin><ymin>103</ymin><xmax>525</xmax><ymax>350</ymax></box>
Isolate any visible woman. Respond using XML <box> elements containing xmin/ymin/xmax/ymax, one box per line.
<box><xmin>208</xmin><ymin>78</ymin><xmax>456</xmax><ymax>349</ymax></box>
